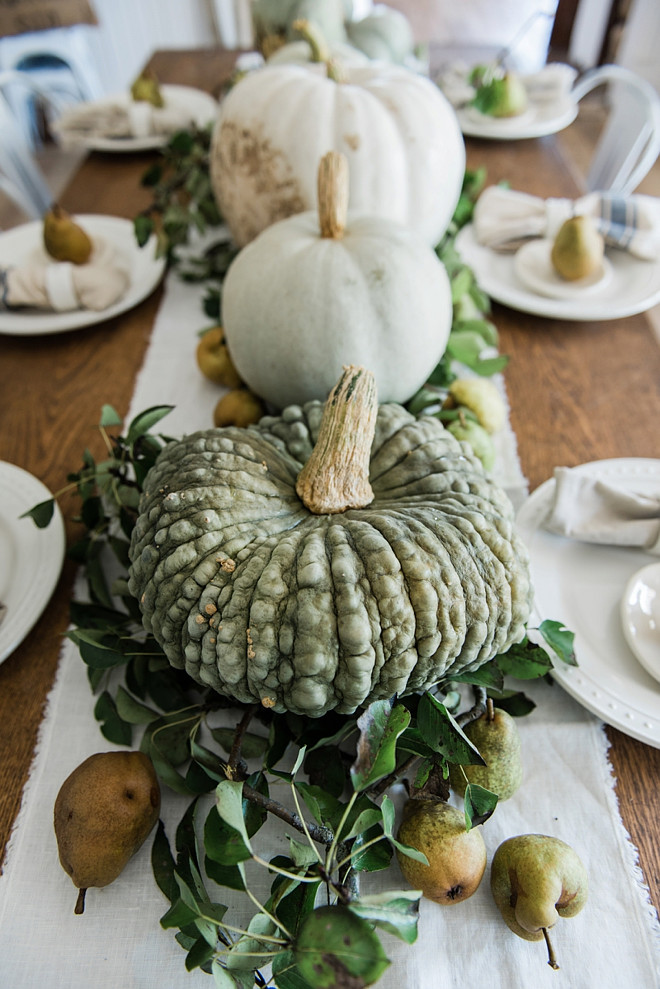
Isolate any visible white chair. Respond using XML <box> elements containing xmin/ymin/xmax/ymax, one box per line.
<box><xmin>571</xmin><ymin>63</ymin><xmax>660</xmax><ymax>196</ymax></box>
<box><xmin>210</xmin><ymin>0</ymin><xmax>254</xmax><ymax>49</ymax></box>
<box><xmin>0</xmin><ymin>25</ymin><xmax>103</xmax><ymax>149</ymax></box>
<box><xmin>0</xmin><ymin>72</ymin><xmax>56</xmax><ymax>220</ymax></box>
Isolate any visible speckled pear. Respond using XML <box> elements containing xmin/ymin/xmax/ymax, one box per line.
<box><xmin>396</xmin><ymin>800</ymin><xmax>487</xmax><ymax>904</ymax></box>
<box><xmin>490</xmin><ymin>834</ymin><xmax>588</xmax><ymax>969</ymax></box>
<box><xmin>449</xmin><ymin>704</ymin><xmax>523</xmax><ymax>800</ymax></box>
<box><xmin>54</xmin><ymin>751</ymin><xmax>161</xmax><ymax>914</ymax></box>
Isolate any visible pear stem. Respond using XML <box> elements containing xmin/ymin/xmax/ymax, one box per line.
<box><xmin>74</xmin><ymin>887</ymin><xmax>87</xmax><ymax>915</ymax></box>
<box><xmin>542</xmin><ymin>927</ymin><xmax>560</xmax><ymax>970</ymax></box>
<box><xmin>486</xmin><ymin>697</ymin><xmax>495</xmax><ymax>722</ymax></box>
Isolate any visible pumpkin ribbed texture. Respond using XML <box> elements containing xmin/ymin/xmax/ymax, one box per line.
<box><xmin>128</xmin><ymin>403</ymin><xmax>533</xmax><ymax>717</ymax></box>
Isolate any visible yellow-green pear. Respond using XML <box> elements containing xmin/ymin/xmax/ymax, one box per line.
<box><xmin>43</xmin><ymin>204</ymin><xmax>93</xmax><ymax>265</ymax></box>
<box><xmin>476</xmin><ymin>71</ymin><xmax>528</xmax><ymax>117</ymax></box>
<box><xmin>130</xmin><ymin>69</ymin><xmax>164</xmax><ymax>107</ymax></box>
<box><xmin>396</xmin><ymin>799</ymin><xmax>487</xmax><ymax>905</ymax></box>
<box><xmin>550</xmin><ymin>215</ymin><xmax>604</xmax><ymax>281</ymax></box>
<box><xmin>54</xmin><ymin>750</ymin><xmax>161</xmax><ymax>914</ymax></box>
<box><xmin>449</xmin><ymin>703</ymin><xmax>523</xmax><ymax>800</ymax></box>
<box><xmin>491</xmin><ymin>834</ymin><xmax>588</xmax><ymax>969</ymax></box>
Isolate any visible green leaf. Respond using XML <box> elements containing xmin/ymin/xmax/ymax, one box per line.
<box><xmin>126</xmin><ymin>404</ymin><xmax>174</xmax><ymax>445</ymax></box>
<box><xmin>115</xmin><ymin>685</ymin><xmax>158</xmax><ymax>724</ymax></box>
<box><xmin>185</xmin><ymin>934</ymin><xmax>215</xmax><ymax>971</ymax></box>
<box><xmin>289</xmin><ymin>837</ymin><xmax>318</xmax><ymax>869</ymax></box>
<box><xmin>20</xmin><ymin>498</ymin><xmax>55</xmax><ymax>528</ymax></box>
<box><xmin>294</xmin><ymin>783</ymin><xmax>342</xmax><ymax>831</ymax></box>
<box><xmin>350</xmin><ymin>825</ymin><xmax>393</xmax><ymax>872</ymax></box>
<box><xmin>417</xmin><ymin>692</ymin><xmax>485</xmax><ymax>766</ymax></box>
<box><xmin>487</xmin><ymin>689</ymin><xmax>536</xmax><ymax>717</ymax></box>
<box><xmin>381</xmin><ymin>796</ymin><xmax>428</xmax><ymax>866</ymax></box>
<box><xmin>99</xmin><ymin>404</ymin><xmax>122</xmax><ymax>428</ymax></box>
<box><xmin>464</xmin><ymin>782</ymin><xmax>498</xmax><ymax>829</ymax></box>
<box><xmin>226</xmin><ymin>912</ymin><xmax>277</xmax><ymax>971</ymax></box>
<box><xmin>212</xmin><ymin>960</ymin><xmax>256</xmax><ymax>988</ymax></box>
<box><xmin>272</xmin><ymin>950</ymin><xmax>316</xmax><ymax>989</ymax></box>
<box><xmin>450</xmin><ymin>266</ymin><xmax>473</xmax><ymax>303</ymax></box>
<box><xmin>348</xmin><ymin>889</ymin><xmax>421</xmax><ymax>944</ymax></box>
<box><xmin>537</xmin><ymin>619</ymin><xmax>577</xmax><ymax>666</ymax></box>
<box><xmin>350</xmin><ymin>699</ymin><xmax>411</xmax><ymax>792</ymax></box>
<box><xmin>496</xmin><ymin>640</ymin><xmax>554</xmax><ymax>679</ymax></box>
<box><xmin>134</xmin><ymin>215</ymin><xmax>155</xmax><ymax>247</ymax></box>
<box><xmin>93</xmin><ymin>691</ymin><xmax>132</xmax><ymax>745</ymax></box>
<box><xmin>215</xmin><ymin>780</ymin><xmax>252</xmax><ymax>855</ymax></box>
<box><xmin>294</xmin><ymin>905</ymin><xmax>390</xmax><ymax>988</ymax></box>
<box><xmin>152</xmin><ymin>819</ymin><xmax>178</xmax><ymax>902</ymax></box>
<box><xmin>209</xmin><ymin>726</ymin><xmax>269</xmax><ymax>760</ymax></box>
<box><xmin>160</xmin><ymin>897</ymin><xmax>198</xmax><ymax>930</ymax></box>
<box><xmin>204</xmin><ymin>803</ymin><xmax>252</xmax><ymax>867</ymax></box>
<box><xmin>442</xmin><ymin>661</ymin><xmax>504</xmax><ymax>690</ymax></box>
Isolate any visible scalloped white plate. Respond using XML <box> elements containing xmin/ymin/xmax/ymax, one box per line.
<box><xmin>0</xmin><ymin>462</ymin><xmax>65</xmax><ymax>665</ymax></box>
<box><xmin>456</xmin><ymin>223</ymin><xmax>660</xmax><ymax>320</ymax></box>
<box><xmin>0</xmin><ymin>215</ymin><xmax>165</xmax><ymax>336</ymax></box>
<box><xmin>516</xmin><ymin>458</ymin><xmax>660</xmax><ymax>747</ymax></box>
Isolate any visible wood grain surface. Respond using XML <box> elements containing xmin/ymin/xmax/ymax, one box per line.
<box><xmin>1</xmin><ymin>49</ymin><xmax>659</xmax><ymax>920</ymax></box>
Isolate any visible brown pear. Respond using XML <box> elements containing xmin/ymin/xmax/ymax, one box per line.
<box><xmin>550</xmin><ymin>215</ymin><xmax>604</xmax><ymax>281</ymax></box>
<box><xmin>43</xmin><ymin>204</ymin><xmax>93</xmax><ymax>265</ymax></box>
<box><xmin>396</xmin><ymin>799</ymin><xmax>487</xmax><ymax>904</ymax></box>
<box><xmin>54</xmin><ymin>750</ymin><xmax>161</xmax><ymax>914</ymax></box>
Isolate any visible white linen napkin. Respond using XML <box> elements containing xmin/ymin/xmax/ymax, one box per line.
<box><xmin>0</xmin><ymin>237</ymin><xmax>130</xmax><ymax>312</ymax></box>
<box><xmin>438</xmin><ymin>62</ymin><xmax>576</xmax><ymax>109</ymax></box>
<box><xmin>544</xmin><ymin>466</ymin><xmax>660</xmax><ymax>553</ymax></box>
<box><xmin>473</xmin><ymin>185</ymin><xmax>660</xmax><ymax>260</ymax></box>
<box><xmin>53</xmin><ymin>99</ymin><xmax>197</xmax><ymax>142</ymax></box>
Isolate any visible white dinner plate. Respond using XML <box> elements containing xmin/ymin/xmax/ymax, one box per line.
<box><xmin>621</xmin><ymin>562</ymin><xmax>660</xmax><ymax>684</ymax></box>
<box><xmin>456</xmin><ymin>94</ymin><xmax>578</xmax><ymax>140</ymax></box>
<box><xmin>516</xmin><ymin>458</ymin><xmax>660</xmax><ymax>748</ymax></box>
<box><xmin>0</xmin><ymin>215</ymin><xmax>166</xmax><ymax>336</ymax></box>
<box><xmin>0</xmin><ymin>462</ymin><xmax>66</xmax><ymax>665</ymax></box>
<box><xmin>455</xmin><ymin>223</ymin><xmax>660</xmax><ymax>320</ymax></box>
<box><xmin>60</xmin><ymin>85</ymin><xmax>218</xmax><ymax>153</ymax></box>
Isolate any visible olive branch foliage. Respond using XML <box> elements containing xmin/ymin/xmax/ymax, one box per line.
<box><xmin>23</xmin><ymin>143</ymin><xmax>577</xmax><ymax>986</ymax></box>
<box><xmin>25</xmin><ymin>402</ymin><xmax>576</xmax><ymax>988</ymax></box>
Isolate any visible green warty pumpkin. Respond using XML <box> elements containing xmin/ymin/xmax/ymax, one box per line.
<box><xmin>128</xmin><ymin>369</ymin><xmax>532</xmax><ymax>718</ymax></box>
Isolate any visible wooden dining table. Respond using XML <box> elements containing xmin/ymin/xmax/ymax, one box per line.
<box><xmin>1</xmin><ymin>45</ymin><xmax>660</xmax><ymax>928</ymax></box>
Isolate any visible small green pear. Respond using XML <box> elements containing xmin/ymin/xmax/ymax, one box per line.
<box><xmin>396</xmin><ymin>799</ymin><xmax>487</xmax><ymax>905</ymax></box>
<box><xmin>491</xmin><ymin>834</ymin><xmax>588</xmax><ymax>969</ymax></box>
<box><xmin>43</xmin><ymin>204</ymin><xmax>93</xmax><ymax>265</ymax></box>
<box><xmin>550</xmin><ymin>215</ymin><xmax>605</xmax><ymax>281</ymax></box>
<box><xmin>447</xmin><ymin>418</ymin><xmax>496</xmax><ymax>470</ymax></box>
<box><xmin>130</xmin><ymin>69</ymin><xmax>164</xmax><ymax>107</ymax></box>
<box><xmin>54</xmin><ymin>750</ymin><xmax>161</xmax><ymax>914</ymax></box>
<box><xmin>449</xmin><ymin>701</ymin><xmax>523</xmax><ymax>800</ymax></box>
<box><xmin>475</xmin><ymin>71</ymin><xmax>528</xmax><ymax>118</ymax></box>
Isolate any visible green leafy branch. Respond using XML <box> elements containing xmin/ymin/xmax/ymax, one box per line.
<box><xmin>29</xmin><ymin>408</ymin><xmax>575</xmax><ymax>987</ymax></box>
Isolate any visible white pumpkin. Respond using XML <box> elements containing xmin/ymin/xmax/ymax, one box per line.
<box><xmin>210</xmin><ymin>59</ymin><xmax>465</xmax><ymax>249</ymax></box>
<box><xmin>221</xmin><ymin>152</ymin><xmax>452</xmax><ymax>410</ymax></box>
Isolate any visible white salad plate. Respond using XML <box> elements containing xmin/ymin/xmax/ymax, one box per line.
<box><xmin>514</xmin><ymin>239</ymin><xmax>613</xmax><ymax>299</ymax></box>
<box><xmin>456</xmin><ymin>94</ymin><xmax>578</xmax><ymax>140</ymax></box>
<box><xmin>0</xmin><ymin>215</ymin><xmax>166</xmax><ymax>336</ymax></box>
<box><xmin>65</xmin><ymin>85</ymin><xmax>218</xmax><ymax>153</ymax></box>
<box><xmin>621</xmin><ymin>562</ymin><xmax>660</xmax><ymax>685</ymax></box>
<box><xmin>0</xmin><ymin>462</ymin><xmax>65</xmax><ymax>665</ymax></box>
<box><xmin>455</xmin><ymin>223</ymin><xmax>660</xmax><ymax>320</ymax></box>
<box><xmin>516</xmin><ymin>458</ymin><xmax>660</xmax><ymax>748</ymax></box>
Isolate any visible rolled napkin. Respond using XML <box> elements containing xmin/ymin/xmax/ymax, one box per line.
<box><xmin>473</xmin><ymin>185</ymin><xmax>660</xmax><ymax>260</ymax></box>
<box><xmin>437</xmin><ymin>62</ymin><xmax>577</xmax><ymax>109</ymax></box>
<box><xmin>52</xmin><ymin>98</ymin><xmax>198</xmax><ymax>143</ymax></box>
<box><xmin>543</xmin><ymin>466</ymin><xmax>660</xmax><ymax>554</ymax></box>
<box><xmin>0</xmin><ymin>238</ymin><xmax>130</xmax><ymax>313</ymax></box>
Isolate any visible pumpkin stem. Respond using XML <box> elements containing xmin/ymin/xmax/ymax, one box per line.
<box><xmin>318</xmin><ymin>150</ymin><xmax>349</xmax><ymax>240</ymax></box>
<box><xmin>292</xmin><ymin>18</ymin><xmax>347</xmax><ymax>82</ymax></box>
<box><xmin>296</xmin><ymin>365</ymin><xmax>377</xmax><ymax>515</ymax></box>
